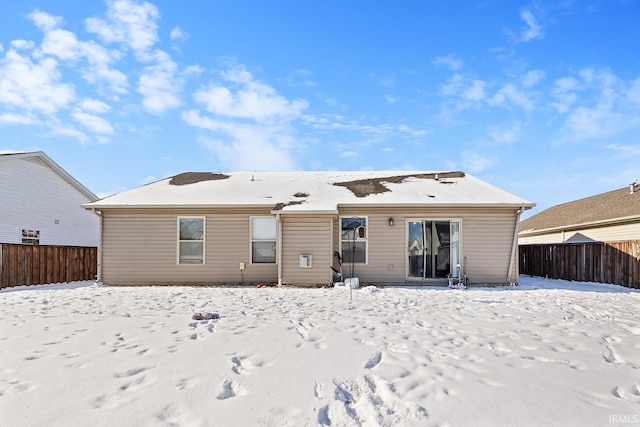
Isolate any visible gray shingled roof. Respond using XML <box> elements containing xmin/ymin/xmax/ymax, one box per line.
<box><xmin>520</xmin><ymin>184</ymin><xmax>640</xmax><ymax>232</ymax></box>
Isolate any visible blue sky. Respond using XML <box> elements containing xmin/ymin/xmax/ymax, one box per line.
<box><xmin>1</xmin><ymin>0</ymin><xmax>639</xmax><ymax>218</ymax></box>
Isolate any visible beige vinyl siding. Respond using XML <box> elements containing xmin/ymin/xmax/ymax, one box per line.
<box><xmin>280</xmin><ymin>215</ymin><xmax>333</xmax><ymax>285</ymax></box>
<box><xmin>101</xmin><ymin>208</ymin><xmax>277</xmax><ymax>285</ymax></box>
<box><xmin>519</xmin><ymin>221</ymin><xmax>640</xmax><ymax>244</ymax></box>
<box><xmin>462</xmin><ymin>210</ymin><xmax>517</xmax><ymax>284</ymax></box>
<box><xmin>337</xmin><ymin>207</ymin><xmax>519</xmax><ymax>285</ymax></box>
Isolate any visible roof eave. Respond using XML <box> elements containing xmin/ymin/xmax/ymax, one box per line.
<box><xmin>5</xmin><ymin>151</ymin><xmax>98</xmax><ymax>201</ymax></box>
<box><xmin>519</xmin><ymin>214</ymin><xmax>640</xmax><ymax>236</ymax></box>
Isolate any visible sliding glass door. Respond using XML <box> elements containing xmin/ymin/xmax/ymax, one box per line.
<box><xmin>408</xmin><ymin>219</ymin><xmax>461</xmax><ymax>279</ymax></box>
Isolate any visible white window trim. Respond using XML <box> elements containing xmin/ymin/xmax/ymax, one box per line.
<box><xmin>250</xmin><ymin>216</ymin><xmax>277</xmax><ymax>264</ymax></box>
<box><xmin>340</xmin><ymin>216</ymin><xmax>368</xmax><ymax>265</ymax></box>
<box><xmin>177</xmin><ymin>216</ymin><xmax>206</xmax><ymax>265</ymax></box>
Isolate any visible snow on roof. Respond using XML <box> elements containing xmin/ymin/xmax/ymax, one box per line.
<box><xmin>85</xmin><ymin>170</ymin><xmax>535</xmax><ymax>212</ymax></box>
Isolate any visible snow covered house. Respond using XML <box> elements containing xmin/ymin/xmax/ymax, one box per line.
<box><xmin>519</xmin><ymin>180</ymin><xmax>640</xmax><ymax>244</ymax></box>
<box><xmin>83</xmin><ymin>171</ymin><xmax>535</xmax><ymax>286</ymax></box>
<box><xmin>0</xmin><ymin>151</ymin><xmax>99</xmax><ymax>247</ymax></box>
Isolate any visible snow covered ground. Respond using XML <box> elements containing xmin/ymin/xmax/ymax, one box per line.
<box><xmin>1</xmin><ymin>277</ymin><xmax>639</xmax><ymax>427</ymax></box>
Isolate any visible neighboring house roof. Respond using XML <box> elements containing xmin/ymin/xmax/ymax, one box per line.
<box><xmin>520</xmin><ymin>183</ymin><xmax>640</xmax><ymax>234</ymax></box>
<box><xmin>0</xmin><ymin>151</ymin><xmax>98</xmax><ymax>201</ymax></box>
<box><xmin>84</xmin><ymin>170</ymin><xmax>535</xmax><ymax>213</ymax></box>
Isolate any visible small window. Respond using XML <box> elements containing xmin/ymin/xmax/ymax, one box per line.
<box><xmin>251</xmin><ymin>217</ymin><xmax>276</xmax><ymax>263</ymax></box>
<box><xmin>21</xmin><ymin>229</ymin><xmax>40</xmax><ymax>245</ymax></box>
<box><xmin>341</xmin><ymin>217</ymin><xmax>367</xmax><ymax>264</ymax></box>
<box><xmin>178</xmin><ymin>217</ymin><xmax>205</xmax><ymax>264</ymax></box>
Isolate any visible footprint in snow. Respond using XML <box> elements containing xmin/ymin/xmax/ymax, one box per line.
<box><xmin>364</xmin><ymin>352</ymin><xmax>382</xmax><ymax>369</ymax></box>
<box><xmin>602</xmin><ymin>344</ymin><xmax>624</xmax><ymax>365</ymax></box>
<box><xmin>216</xmin><ymin>379</ymin><xmax>246</xmax><ymax>400</ymax></box>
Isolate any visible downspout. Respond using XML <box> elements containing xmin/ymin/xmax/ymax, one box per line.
<box><xmin>276</xmin><ymin>213</ymin><xmax>282</xmax><ymax>286</ymax></box>
<box><xmin>91</xmin><ymin>208</ymin><xmax>103</xmax><ymax>283</ymax></box>
<box><xmin>507</xmin><ymin>206</ymin><xmax>525</xmax><ymax>285</ymax></box>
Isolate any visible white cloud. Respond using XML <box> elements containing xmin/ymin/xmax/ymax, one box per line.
<box><xmin>488</xmin><ymin>83</ymin><xmax>533</xmax><ymax>110</ymax></box>
<box><xmin>519</xmin><ymin>9</ymin><xmax>544</xmax><ymax>42</ymax></box>
<box><xmin>184</xmin><ymin>64</ymin><xmax>308</xmax><ymax>170</ymax></box>
<box><xmin>488</xmin><ymin>121</ymin><xmax>522</xmax><ymax>144</ymax></box>
<box><xmin>301</xmin><ymin>113</ymin><xmax>427</xmax><ymax>138</ymax></box>
<box><xmin>550</xmin><ymin>77</ymin><xmax>580</xmax><ymax>113</ymax></box>
<box><xmin>185</xmin><ymin>65</ymin><xmax>205</xmax><ymax>76</ymax></box>
<box><xmin>0</xmin><ymin>49</ymin><xmax>75</xmax><ymax>115</ymax></box>
<box><xmin>432</xmin><ymin>54</ymin><xmax>464</xmax><ymax>70</ymax></box>
<box><xmin>193</xmin><ymin>64</ymin><xmax>308</xmax><ymax>123</ymax></box>
<box><xmin>137</xmin><ymin>50</ymin><xmax>182</xmax><ymax>114</ymax></box>
<box><xmin>31</xmin><ymin>10</ymin><xmax>128</xmax><ymax>94</ymax></box>
<box><xmin>80</xmin><ymin>98</ymin><xmax>111</xmax><ymax>113</ymax></box>
<box><xmin>10</xmin><ymin>40</ymin><xmax>35</xmax><ymax>50</ymax></box>
<box><xmin>28</xmin><ymin>9</ymin><xmax>63</xmax><ymax>32</ymax></box>
<box><xmin>71</xmin><ymin>110</ymin><xmax>114</xmax><ymax>134</ymax></box>
<box><xmin>463</xmin><ymin>80</ymin><xmax>487</xmax><ymax>102</ymax></box>
<box><xmin>86</xmin><ymin>0</ymin><xmax>160</xmax><ymax>59</ymax></box>
<box><xmin>521</xmin><ymin>69</ymin><xmax>545</xmax><ymax>88</ymax></box>
<box><xmin>342</xmin><ymin>151</ymin><xmax>359</xmax><ymax>158</ymax></box>
<box><xmin>384</xmin><ymin>95</ymin><xmax>397</xmax><ymax>104</ymax></box>
<box><xmin>375</xmin><ymin>74</ymin><xmax>395</xmax><ymax>88</ymax></box>
<box><xmin>49</xmin><ymin>124</ymin><xmax>89</xmax><ymax>142</ymax></box>
<box><xmin>460</xmin><ymin>150</ymin><xmax>496</xmax><ymax>172</ymax></box>
<box><xmin>440</xmin><ymin>74</ymin><xmax>487</xmax><ymax>107</ymax></box>
<box><xmin>627</xmin><ymin>78</ymin><xmax>640</xmax><ymax>107</ymax></box>
<box><xmin>193</xmin><ymin>124</ymin><xmax>298</xmax><ymax>170</ymax></box>
<box><xmin>170</xmin><ymin>26</ymin><xmax>188</xmax><ymax>51</ymax></box>
<box><xmin>0</xmin><ymin>112</ymin><xmax>39</xmax><ymax>125</ymax></box>
<box><xmin>170</xmin><ymin>26</ymin><xmax>188</xmax><ymax>42</ymax></box>
<box><xmin>553</xmin><ymin>68</ymin><xmax>640</xmax><ymax>143</ymax></box>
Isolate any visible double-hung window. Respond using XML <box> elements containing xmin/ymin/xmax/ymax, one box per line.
<box><xmin>251</xmin><ymin>217</ymin><xmax>276</xmax><ymax>263</ymax></box>
<box><xmin>341</xmin><ymin>217</ymin><xmax>367</xmax><ymax>264</ymax></box>
<box><xmin>177</xmin><ymin>217</ymin><xmax>205</xmax><ymax>264</ymax></box>
<box><xmin>21</xmin><ymin>229</ymin><xmax>40</xmax><ymax>245</ymax></box>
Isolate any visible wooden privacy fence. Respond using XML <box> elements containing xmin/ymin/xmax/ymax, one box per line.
<box><xmin>0</xmin><ymin>243</ymin><xmax>97</xmax><ymax>289</ymax></box>
<box><xmin>519</xmin><ymin>241</ymin><xmax>640</xmax><ymax>289</ymax></box>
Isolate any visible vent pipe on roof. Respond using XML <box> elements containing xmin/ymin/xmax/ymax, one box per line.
<box><xmin>631</xmin><ymin>178</ymin><xmax>638</xmax><ymax>194</ymax></box>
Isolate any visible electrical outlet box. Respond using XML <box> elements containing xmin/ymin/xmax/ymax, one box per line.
<box><xmin>239</xmin><ymin>262</ymin><xmax>245</xmax><ymax>270</ymax></box>
<box><xmin>299</xmin><ymin>254</ymin><xmax>312</xmax><ymax>268</ymax></box>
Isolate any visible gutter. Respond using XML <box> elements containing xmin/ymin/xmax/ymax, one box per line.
<box><xmin>91</xmin><ymin>208</ymin><xmax>103</xmax><ymax>283</ymax></box>
<box><xmin>507</xmin><ymin>206</ymin><xmax>526</xmax><ymax>284</ymax></box>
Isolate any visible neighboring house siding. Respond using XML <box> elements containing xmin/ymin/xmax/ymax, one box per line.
<box><xmin>0</xmin><ymin>157</ymin><xmax>98</xmax><ymax>247</ymax></box>
<box><xmin>519</xmin><ymin>222</ymin><xmax>640</xmax><ymax>244</ymax></box>
<box><xmin>101</xmin><ymin>209</ymin><xmax>277</xmax><ymax>285</ymax></box>
<box><xmin>280</xmin><ymin>215</ymin><xmax>333</xmax><ymax>285</ymax></box>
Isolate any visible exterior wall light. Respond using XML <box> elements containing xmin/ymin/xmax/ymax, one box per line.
<box><xmin>388</xmin><ymin>217</ymin><xmax>394</xmax><ymax>226</ymax></box>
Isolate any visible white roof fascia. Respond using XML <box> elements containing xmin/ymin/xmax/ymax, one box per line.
<box><xmin>2</xmin><ymin>151</ymin><xmax>98</xmax><ymax>201</ymax></box>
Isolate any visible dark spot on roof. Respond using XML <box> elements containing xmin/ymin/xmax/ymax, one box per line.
<box><xmin>294</xmin><ymin>192</ymin><xmax>309</xmax><ymax>198</ymax></box>
<box><xmin>169</xmin><ymin>172</ymin><xmax>230</xmax><ymax>186</ymax></box>
<box><xmin>334</xmin><ymin>172</ymin><xmax>465</xmax><ymax>198</ymax></box>
<box><xmin>273</xmin><ymin>200</ymin><xmax>305</xmax><ymax>211</ymax></box>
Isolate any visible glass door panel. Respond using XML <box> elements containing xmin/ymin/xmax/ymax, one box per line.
<box><xmin>407</xmin><ymin>221</ymin><xmax>424</xmax><ymax>278</ymax></box>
